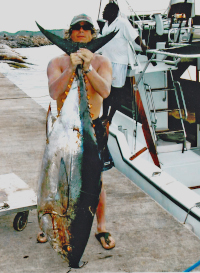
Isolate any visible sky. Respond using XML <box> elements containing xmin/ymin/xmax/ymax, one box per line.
<box><xmin>1</xmin><ymin>0</ymin><xmax>200</xmax><ymax>33</ymax></box>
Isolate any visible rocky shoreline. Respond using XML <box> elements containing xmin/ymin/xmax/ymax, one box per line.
<box><xmin>0</xmin><ymin>43</ymin><xmax>31</xmax><ymax>68</ymax></box>
<box><xmin>0</xmin><ymin>34</ymin><xmax>52</xmax><ymax>48</ymax></box>
<box><xmin>0</xmin><ymin>34</ymin><xmax>52</xmax><ymax>68</ymax></box>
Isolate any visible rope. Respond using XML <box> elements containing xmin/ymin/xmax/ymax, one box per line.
<box><xmin>184</xmin><ymin>260</ymin><xmax>200</xmax><ymax>272</ymax></box>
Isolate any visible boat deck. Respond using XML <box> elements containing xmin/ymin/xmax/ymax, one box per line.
<box><xmin>159</xmin><ymin>146</ymin><xmax>200</xmax><ymax>192</ymax></box>
<box><xmin>1</xmin><ymin>72</ymin><xmax>200</xmax><ymax>272</ymax></box>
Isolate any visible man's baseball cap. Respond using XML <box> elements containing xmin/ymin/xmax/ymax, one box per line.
<box><xmin>70</xmin><ymin>14</ymin><xmax>94</xmax><ymax>27</ymax></box>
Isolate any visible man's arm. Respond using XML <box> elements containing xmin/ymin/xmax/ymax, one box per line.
<box><xmin>47</xmin><ymin>58</ymin><xmax>75</xmax><ymax>100</ymax></box>
<box><xmin>123</xmin><ymin>18</ymin><xmax>149</xmax><ymax>52</ymax></box>
<box><xmin>47</xmin><ymin>52</ymin><xmax>85</xmax><ymax>100</ymax></box>
<box><xmin>48</xmin><ymin>50</ymin><xmax>112</xmax><ymax>100</ymax></box>
<box><xmin>77</xmin><ymin>48</ymin><xmax>112</xmax><ymax>99</ymax></box>
<box><xmin>135</xmin><ymin>36</ymin><xmax>149</xmax><ymax>52</ymax></box>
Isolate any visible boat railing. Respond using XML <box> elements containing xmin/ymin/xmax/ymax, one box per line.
<box><xmin>184</xmin><ymin>202</ymin><xmax>200</xmax><ymax>225</ymax></box>
<box><xmin>144</xmin><ymin>83</ymin><xmax>157</xmax><ymax>143</ymax></box>
<box><xmin>169</xmin><ymin>69</ymin><xmax>187</xmax><ymax>146</ymax></box>
<box><xmin>141</xmin><ymin>65</ymin><xmax>188</xmax><ymax>152</ymax></box>
<box><xmin>167</xmin><ymin>25</ymin><xmax>194</xmax><ymax>43</ymax></box>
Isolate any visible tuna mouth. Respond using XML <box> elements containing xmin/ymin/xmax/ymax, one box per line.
<box><xmin>41</xmin><ymin>210</ymin><xmax>68</xmax><ymax>217</ymax></box>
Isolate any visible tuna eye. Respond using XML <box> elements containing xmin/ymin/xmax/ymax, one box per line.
<box><xmin>63</xmin><ymin>244</ymin><xmax>72</xmax><ymax>252</ymax></box>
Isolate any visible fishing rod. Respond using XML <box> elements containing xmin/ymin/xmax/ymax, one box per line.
<box><xmin>98</xmin><ymin>0</ymin><xmax>102</xmax><ymax>20</ymax></box>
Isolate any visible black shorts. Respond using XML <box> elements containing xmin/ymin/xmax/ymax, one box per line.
<box><xmin>93</xmin><ymin>118</ymin><xmax>114</xmax><ymax>172</ymax></box>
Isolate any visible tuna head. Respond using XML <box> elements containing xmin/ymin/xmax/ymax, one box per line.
<box><xmin>37</xmin><ymin>68</ymin><xmax>102</xmax><ymax>267</ymax></box>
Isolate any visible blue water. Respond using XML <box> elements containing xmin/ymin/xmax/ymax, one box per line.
<box><xmin>0</xmin><ymin>45</ymin><xmax>63</xmax><ymax>116</ymax></box>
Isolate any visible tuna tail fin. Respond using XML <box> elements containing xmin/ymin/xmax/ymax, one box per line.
<box><xmin>36</xmin><ymin>21</ymin><xmax>118</xmax><ymax>55</ymax></box>
<box><xmin>46</xmin><ymin>103</ymin><xmax>56</xmax><ymax>141</ymax></box>
<box><xmin>86</xmin><ymin>29</ymin><xmax>119</xmax><ymax>53</ymax></box>
<box><xmin>36</xmin><ymin>21</ymin><xmax>79</xmax><ymax>55</ymax></box>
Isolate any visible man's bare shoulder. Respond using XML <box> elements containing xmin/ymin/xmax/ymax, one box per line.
<box><xmin>48</xmin><ymin>54</ymin><xmax>70</xmax><ymax>69</ymax></box>
<box><xmin>94</xmin><ymin>53</ymin><xmax>110</xmax><ymax>62</ymax></box>
<box><xmin>93</xmin><ymin>53</ymin><xmax>111</xmax><ymax>67</ymax></box>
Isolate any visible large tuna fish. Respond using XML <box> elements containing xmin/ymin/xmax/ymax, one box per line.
<box><xmin>36</xmin><ymin>23</ymin><xmax>118</xmax><ymax>267</ymax></box>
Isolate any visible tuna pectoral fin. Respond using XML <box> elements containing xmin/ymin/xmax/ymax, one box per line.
<box><xmin>46</xmin><ymin>103</ymin><xmax>56</xmax><ymax>141</ymax></box>
<box><xmin>57</xmin><ymin>158</ymin><xmax>69</xmax><ymax>210</ymax></box>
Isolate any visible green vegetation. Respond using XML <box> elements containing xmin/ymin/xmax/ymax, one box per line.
<box><xmin>0</xmin><ymin>29</ymin><xmax>64</xmax><ymax>38</ymax></box>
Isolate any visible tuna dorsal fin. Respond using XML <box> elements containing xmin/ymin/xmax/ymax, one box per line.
<box><xmin>46</xmin><ymin>103</ymin><xmax>56</xmax><ymax>140</ymax></box>
<box><xmin>36</xmin><ymin>21</ymin><xmax>118</xmax><ymax>55</ymax></box>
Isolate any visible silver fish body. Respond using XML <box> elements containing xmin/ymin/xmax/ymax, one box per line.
<box><xmin>37</xmin><ymin>70</ymin><xmax>102</xmax><ymax>267</ymax></box>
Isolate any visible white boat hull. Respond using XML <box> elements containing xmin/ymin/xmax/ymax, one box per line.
<box><xmin>108</xmin><ymin>111</ymin><xmax>200</xmax><ymax>238</ymax></box>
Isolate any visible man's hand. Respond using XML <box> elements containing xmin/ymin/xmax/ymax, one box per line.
<box><xmin>141</xmin><ymin>43</ymin><xmax>150</xmax><ymax>53</ymax></box>
<box><xmin>135</xmin><ymin>36</ymin><xmax>150</xmax><ymax>53</ymax></box>
<box><xmin>70</xmin><ymin>52</ymin><xmax>83</xmax><ymax>70</ymax></box>
<box><xmin>77</xmin><ymin>48</ymin><xmax>94</xmax><ymax>71</ymax></box>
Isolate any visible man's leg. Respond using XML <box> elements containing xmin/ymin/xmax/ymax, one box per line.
<box><xmin>101</xmin><ymin>96</ymin><xmax>112</xmax><ymax>120</ymax></box>
<box><xmin>101</xmin><ymin>86</ymin><xmax>119</xmax><ymax>122</ymax></box>
<box><xmin>95</xmin><ymin>175</ymin><xmax>115</xmax><ymax>250</ymax></box>
<box><xmin>107</xmin><ymin>86</ymin><xmax>123</xmax><ymax>124</ymax></box>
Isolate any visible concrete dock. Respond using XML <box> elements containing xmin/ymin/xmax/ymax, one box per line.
<box><xmin>1</xmin><ymin>72</ymin><xmax>200</xmax><ymax>272</ymax></box>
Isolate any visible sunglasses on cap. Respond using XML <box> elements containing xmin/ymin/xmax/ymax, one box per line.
<box><xmin>71</xmin><ymin>23</ymin><xmax>93</xmax><ymax>31</ymax></box>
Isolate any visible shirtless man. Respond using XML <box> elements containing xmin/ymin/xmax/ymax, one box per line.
<box><xmin>37</xmin><ymin>14</ymin><xmax>115</xmax><ymax>250</ymax></box>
